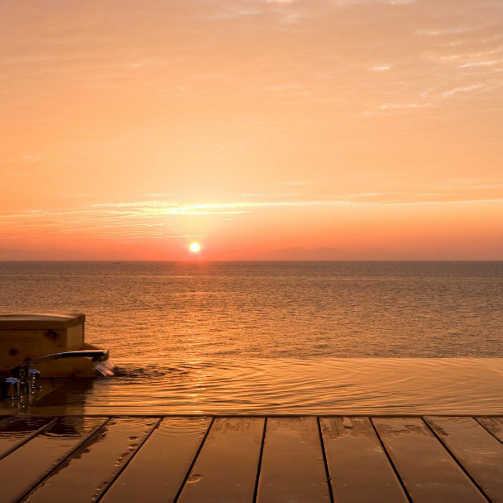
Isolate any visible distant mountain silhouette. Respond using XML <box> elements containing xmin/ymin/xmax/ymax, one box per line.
<box><xmin>256</xmin><ymin>247</ymin><xmax>342</xmax><ymax>261</ymax></box>
<box><xmin>254</xmin><ymin>246</ymin><xmax>394</xmax><ymax>261</ymax></box>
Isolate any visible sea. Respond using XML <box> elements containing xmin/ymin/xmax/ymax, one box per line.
<box><xmin>1</xmin><ymin>261</ymin><xmax>503</xmax><ymax>415</ymax></box>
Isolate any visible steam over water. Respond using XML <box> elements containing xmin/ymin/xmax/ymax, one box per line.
<box><xmin>1</xmin><ymin>261</ymin><xmax>503</xmax><ymax>414</ymax></box>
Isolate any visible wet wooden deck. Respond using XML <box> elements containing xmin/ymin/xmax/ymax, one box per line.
<box><xmin>0</xmin><ymin>415</ymin><xmax>502</xmax><ymax>502</ymax></box>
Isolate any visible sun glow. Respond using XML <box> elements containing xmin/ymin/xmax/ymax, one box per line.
<box><xmin>189</xmin><ymin>242</ymin><xmax>202</xmax><ymax>254</ymax></box>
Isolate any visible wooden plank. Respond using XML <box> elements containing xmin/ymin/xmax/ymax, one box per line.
<box><xmin>0</xmin><ymin>416</ymin><xmax>106</xmax><ymax>503</ymax></box>
<box><xmin>101</xmin><ymin>417</ymin><xmax>211</xmax><ymax>503</ymax></box>
<box><xmin>476</xmin><ymin>417</ymin><xmax>503</xmax><ymax>443</ymax></box>
<box><xmin>0</xmin><ymin>416</ymin><xmax>55</xmax><ymax>459</ymax></box>
<box><xmin>257</xmin><ymin>417</ymin><xmax>330</xmax><ymax>503</ymax></box>
<box><xmin>24</xmin><ymin>417</ymin><xmax>158</xmax><ymax>503</ymax></box>
<box><xmin>320</xmin><ymin>417</ymin><xmax>408</xmax><ymax>503</ymax></box>
<box><xmin>373</xmin><ymin>417</ymin><xmax>486</xmax><ymax>503</ymax></box>
<box><xmin>426</xmin><ymin>416</ymin><xmax>503</xmax><ymax>502</ymax></box>
<box><xmin>178</xmin><ymin>417</ymin><xmax>264</xmax><ymax>503</ymax></box>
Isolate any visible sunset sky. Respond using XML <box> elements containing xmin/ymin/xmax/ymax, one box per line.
<box><xmin>1</xmin><ymin>0</ymin><xmax>502</xmax><ymax>260</ymax></box>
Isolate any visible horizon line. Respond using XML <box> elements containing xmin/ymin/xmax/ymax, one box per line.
<box><xmin>1</xmin><ymin>259</ymin><xmax>502</xmax><ymax>264</ymax></box>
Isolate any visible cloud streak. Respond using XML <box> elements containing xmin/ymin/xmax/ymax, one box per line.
<box><xmin>1</xmin><ymin>188</ymin><xmax>503</xmax><ymax>242</ymax></box>
<box><xmin>441</xmin><ymin>83</ymin><xmax>486</xmax><ymax>98</ymax></box>
<box><xmin>4</xmin><ymin>189</ymin><xmax>503</xmax><ymax>221</ymax></box>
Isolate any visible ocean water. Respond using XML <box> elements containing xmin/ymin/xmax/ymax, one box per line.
<box><xmin>1</xmin><ymin>261</ymin><xmax>503</xmax><ymax>414</ymax></box>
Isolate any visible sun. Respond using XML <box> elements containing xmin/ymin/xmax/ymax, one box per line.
<box><xmin>189</xmin><ymin>241</ymin><xmax>202</xmax><ymax>254</ymax></box>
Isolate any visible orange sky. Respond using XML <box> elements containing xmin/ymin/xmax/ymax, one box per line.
<box><xmin>1</xmin><ymin>0</ymin><xmax>502</xmax><ymax>260</ymax></box>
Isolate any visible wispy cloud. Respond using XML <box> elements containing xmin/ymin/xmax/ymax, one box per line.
<box><xmin>370</xmin><ymin>65</ymin><xmax>392</xmax><ymax>71</ymax></box>
<box><xmin>209</xmin><ymin>0</ymin><xmax>304</xmax><ymax>24</ymax></box>
<box><xmin>17</xmin><ymin>189</ymin><xmax>503</xmax><ymax>218</ymax></box>
<box><xmin>145</xmin><ymin>192</ymin><xmax>177</xmax><ymax>198</ymax></box>
<box><xmin>2</xmin><ymin>187</ymin><xmax>503</xmax><ymax>237</ymax></box>
<box><xmin>264</xmin><ymin>83</ymin><xmax>309</xmax><ymax>95</ymax></box>
<box><xmin>331</xmin><ymin>0</ymin><xmax>415</xmax><ymax>6</ymax></box>
<box><xmin>209</xmin><ymin>7</ymin><xmax>262</xmax><ymax>20</ymax></box>
<box><xmin>240</xmin><ymin>192</ymin><xmax>300</xmax><ymax>198</ymax></box>
<box><xmin>281</xmin><ymin>180</ymin><xmax>313</xmax><ymax>187</ymax></box>
<box><xmin>459</xmin><ymin>59</ymin><xmax>503</xmax><ymax>68</ymax></box>
<box><xmin>416</xmin><ymin>26</ymin><xmax>482</xmax><ymax>37</ymax></box>
<box><xmin>441</xmin><ymin>83</ymin><xmax>485</xmax><ymax>98</ymax></box>
<box><xmin>378</xmin><ymin>102</ymin><xmax>433</xmax><ymax>110</ymax></box>
<box><xmin>363</xmin><ymin>102</ymin><xmax>434</xmax><ymax>115</ymax></box>
<box><xmin>92</xmin><ymin>200</ymin><xmax>354</xmax><ymax>216</ymax></box>
<box><xmin>92</xmin><ymin>201</ymin><xmax>177</xmax><ymax>209</ymax></box>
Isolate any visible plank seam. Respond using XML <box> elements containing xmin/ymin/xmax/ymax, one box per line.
<box><xmin>369</xmin><ymin>417</ymin><xmax>413</xmax><ymax>503</ymax></box>
<box><xmin>317</xmin><ymin>417</ymin><xmax>335</xmax><ymax>503</ymax></box>
<box><xmin>422</xmin><ymin>417</ymin><xmax>492</xmax><ymax>503</ymax></box>
<box><xmin>16</xmin><ymin>417</ymin><xmax>111</xmax><ymax>503</ymax></box>
<box><xmin>0</xmin><ymin>417</ymin><xmax>57</xmax><ymax>462</ymax></box>
<box><xmin>253</xmin><ymin>417</ymin><xmax>267</xmax><ymax>503</ymax></box>
<box><xmin>95</xmin><ymin>417</ymin><xmax>163</xmax><ymax>503</ymax></box>
<box><xmin>473</xmin><ymin>417</ymin><xmax>503</xmax><ymax>445</ymax></box>
<box><xmin>173</xmin><ymin>416</ymin><xmax>215</xmax><ymax>503</ymax></box>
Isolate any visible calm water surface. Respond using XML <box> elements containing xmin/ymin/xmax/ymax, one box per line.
<box><xmin>1</xmin><ymin>261</ymin><xmax>502</xmax><ymax>414</ymax></box>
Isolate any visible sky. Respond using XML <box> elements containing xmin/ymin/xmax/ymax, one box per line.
<box><xmin>1</xmin><ymin>0</ymin><xmax>502</xmax><ymax>260</ymax></box>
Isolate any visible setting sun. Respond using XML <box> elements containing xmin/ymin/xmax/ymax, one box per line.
<box><xmin>189</xmin><ymin>242</ymin><xmax>202</xmax><ymax>254</ymax></box>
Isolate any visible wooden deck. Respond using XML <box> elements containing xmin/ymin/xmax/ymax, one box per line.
<box><xmin>0</xmin><ymin>415</ymin><xmax>502</xmax><ymax>502</ymax></box>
